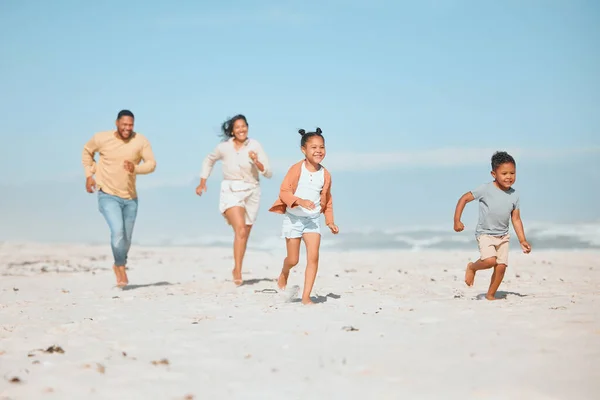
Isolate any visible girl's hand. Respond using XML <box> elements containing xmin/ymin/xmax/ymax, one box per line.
<box><xmin>327</xmin><ymin>223</ymin><xmax>339</xmax><ymax>234</ymax></box>
<box><xmin>297</xmin><ymin>199</ymin><xmax>316</xmax><ymax>210</ymax></box>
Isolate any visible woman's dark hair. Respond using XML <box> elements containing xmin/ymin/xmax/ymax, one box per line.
<box><xmin>220</xmin><ymin>114</ymin><xmax>248</xmax><ymax>140</ymax></box>
<box><xmin>298</xmin><ymin>127</ymin><xmax>324</xmax><ymax>147</ymax></box>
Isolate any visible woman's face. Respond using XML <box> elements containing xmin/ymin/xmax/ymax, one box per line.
<box><xmin>232</xmin><ymin>118</ymin><xmax>248</xmax><ymax>142</ymax></box>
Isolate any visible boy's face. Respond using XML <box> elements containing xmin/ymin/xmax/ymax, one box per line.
<box><xmin>491</xmin><ymin>162</ymin><xmax>516</xmax><ymax>190</ymax></box>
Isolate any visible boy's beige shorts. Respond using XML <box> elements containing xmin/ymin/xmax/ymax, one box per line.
<box><xmin>477</xmin><ymin>234</ymin><xmax>510</xmax><ymax>265</ymax></box>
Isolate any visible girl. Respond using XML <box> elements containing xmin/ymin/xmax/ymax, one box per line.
<box><xmin>269</xmin><ymin>128</ymin><xmax>339</xmax><ymax>304</ymax></box>
<box><xmin>196</xmin><ymin>114</ymin><xmax>272</xmax><ymax>285</ymax></box>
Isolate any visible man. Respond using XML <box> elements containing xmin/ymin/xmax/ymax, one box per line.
<box><xmin>82</xmin><ymin>110</ymin><xmax>156</xmax><ymax>287</ymax></box>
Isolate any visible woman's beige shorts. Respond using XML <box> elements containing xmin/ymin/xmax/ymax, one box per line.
<box><xmin>476</xmin><ymin>234</ymin><xmax>510</xmax><ymax>265</ymax></box>
<box><xmin>219</xmin><ymin>180</ymin><xmax>260</xmax><ymax>225</ymax></box>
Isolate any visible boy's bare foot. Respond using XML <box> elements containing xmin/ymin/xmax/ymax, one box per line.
<box><xmin>465</xmin><ymin>262</ymin><xmax>475</xmax><ymax>286</ymax></box>
<box><xmin>277</xmin><ymin>268</ymin><xmax>290</xmax><ymax>290</ymax></box>
<box><xmin>232</xmin><ymin>268</ymin><xmax>242</xmax><ymax>286</ymax></box>
<box><xmin>301</xmin><ymin>297</ymin><xmax>314</xmax><ymax>305</ymax></box>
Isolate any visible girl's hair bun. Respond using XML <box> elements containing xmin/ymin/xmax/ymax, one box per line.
<box><xmin>298</xmin><ymin>129</ymin><xmax>306</xmax><ymax>136</ymax></box>
<box><xmin>316</xmin><ymin>127</ymin><xmax>322</xmax><ymax>134</ymax></box>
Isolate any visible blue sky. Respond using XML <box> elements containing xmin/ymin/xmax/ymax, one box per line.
<box><xmin>0</xmin><ymin>0</ymin><xmax>598</xmax><ymax>245</ymax></box>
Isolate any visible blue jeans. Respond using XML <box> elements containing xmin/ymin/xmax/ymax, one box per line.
<box><xmin>98</xmin><ymin>190</ymin><xmax>138</xmax><ymax>266</ymax></box>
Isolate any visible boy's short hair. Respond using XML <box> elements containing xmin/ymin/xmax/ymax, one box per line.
<box><xmin>491</xmin><ymin>151</ymin><xmax>516</xmax><ymax>170</ymax></box>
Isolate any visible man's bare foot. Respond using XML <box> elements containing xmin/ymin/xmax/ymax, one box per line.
<box><xmin>277</xmin><ymin>268</ymin><xmax>290</xmax><ymax>290</ymax></box>
<box><xmin>301</xmin><ymin>297</ymin><xmax>314</xmax><ymax>305</ymax></box>
<box><xmin>113</xmin><ymin>265</ymin><xmax>128</xmax><ymax>287</ymax></box>
<box><xmin>465</xmin><ymin>262</ymin><xmax>476</xmax><ymax>286</ymax></box>
<box><xmin>232</xmin><ymin>269</ymin><xmax>242</xmax><ymax>286</ymax></box>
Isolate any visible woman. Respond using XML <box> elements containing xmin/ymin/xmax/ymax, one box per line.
<box><xmin>196</xmin><ymin>114</ymin><xmax>272</xmax><ymax>285</ymax></box>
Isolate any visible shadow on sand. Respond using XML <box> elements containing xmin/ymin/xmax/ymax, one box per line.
<box><xmin>475</xmin><ymin>291</ymin><xmax>527</xmax><ymax>300</ymax></box>
<box><xmin>239</xmin><ymin>278</ymin><xmax>276</xmax><ymax>286</ymax></box>
<box><xmin>291</xmin><ymin>292</ymin><xmax>342</xmax><ymax>304</ymax></box>
<box><xmin>121</xmin><ymin>281</ymin><xmax>175</xmax><ymax>291</ymax></box>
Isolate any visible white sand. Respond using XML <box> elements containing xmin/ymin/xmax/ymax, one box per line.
<box><xmin>1</xmin><ymin>242</ymin><xmax>599</xmax><ymax>400</ymax></box>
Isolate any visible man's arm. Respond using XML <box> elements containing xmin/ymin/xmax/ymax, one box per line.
<box><xmin>82</xmin><ymin>134</ymin><xmax>99</xmax><ymax>177</ymax></box>
<box><xmin>134</xmin><ymin>140</ymin><xmax>157</xmax><ymax>175</ymax></box>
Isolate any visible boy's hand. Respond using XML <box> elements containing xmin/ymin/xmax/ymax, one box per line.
<box><xmin>327</xmin><ymin>223</ymin><xmax>339</xmax><ymax>234</ymax></box>
<box><xmin>297</xmin><ymin>199</ymin><xmax>316</xmax><ymax>210</ymax></box>
<box><xmin>454</xmin><ymin>220</ymin><xmax>465</xmax><ymax>232</ymax></box>
<box><xmin>520</xmin><ymin>240</ymin><xmax>531</xmax><ymax>254</ymax></box>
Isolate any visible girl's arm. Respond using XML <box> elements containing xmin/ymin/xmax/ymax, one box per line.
<box><xmin>279</xmin><ymin>166</ymin><xmax>300</xmax><ymax>207</ymax></box>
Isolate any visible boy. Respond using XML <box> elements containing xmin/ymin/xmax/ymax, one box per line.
<box><xmin>453</xmin><ymin>151</ymin><xmax>531</xmax><ymax>300</ymax></box>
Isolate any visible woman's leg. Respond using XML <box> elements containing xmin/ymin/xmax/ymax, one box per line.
<box><xmin>224</xmin><ymin>206</ymin><xmax>250</xmax><ymax>285</ymax></box>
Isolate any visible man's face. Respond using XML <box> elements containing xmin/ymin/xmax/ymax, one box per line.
<box><xmin>116</xmin><ymin>116</ymin><xmax>134</xmax><ymax>139</ymax></box>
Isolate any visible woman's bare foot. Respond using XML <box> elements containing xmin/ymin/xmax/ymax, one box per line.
<box><xmin>277</xmin><ymin>267</ymin><xmax>290</xmax><ymax>290</ymax></box>
<box><xmin>232</xmin><ymin>269</ymin><xmax>243</xmax><ymax>286</ymax></box>
<box><xmin>301</xmin><ymin>297</ymin><xmax>314</xmax><ymax>305</ymax></box>
<box><xmin>465</xmin><ymin>262</ymin><xmax>476</xmax><ymax>286</ymax></box>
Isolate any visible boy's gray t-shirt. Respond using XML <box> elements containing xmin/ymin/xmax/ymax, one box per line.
<box><xmin>471</xmin><ymin>181</ymin><xmax>519</xmax><ymax>237</ymax></box>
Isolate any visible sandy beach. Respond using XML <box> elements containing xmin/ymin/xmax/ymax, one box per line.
<box><xmin>0</xmin><ymin>242</ymin><xmax>598</xmax><ymax>399</ymax></box>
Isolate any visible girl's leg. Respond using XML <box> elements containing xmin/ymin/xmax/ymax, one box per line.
<box><xmin>224</xmin><ymin>206</ymin><xmax>249</xmax><ymax>285</ymax></box>
<box><xmin>301</xmin><ymin>233</ymin><xmax>321</xmax><ymax>304</ymax></box>
<box><xmin>278</xmin><ymin>238</ymin><xmax>301</xmax><ymax>290</ymax></box>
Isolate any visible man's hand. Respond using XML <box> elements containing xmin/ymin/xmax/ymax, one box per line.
<box><xmin>85</xmin><ymin>176</ymin><xmax>96</xmax><ymax>193</ymax></box>
<box><xmin>297</xmin><ymin>199</ymin><xmax>316</xmax><ymax>210</ymax></box>
<box><xmin>454</xmin><ymin>220</ymin><xmax>465</xmax><ymax>232</ymax></box>
<box><xmin>520</xmin><ymin>240</ymin><xmax>532</xmax><ymax>254</ymax></box>
<box><xmin>327</xmin><ymin>223</ymin><xmax>339</xmax><ymax>234</ymax></box>
<box><xmin>123</xmin><ymin>160</ymin><xmax>135</xmax><ymax>174</ymax></box>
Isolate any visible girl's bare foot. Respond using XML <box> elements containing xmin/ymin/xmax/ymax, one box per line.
<box><xmin>277</xmin><ymin>268</ymin><xmax>290</xmax><ymax>290</ymax></box>
<box><xmin>485</xmin><ymin>294</ymin><xmax>500</xmax><ymax>300</ymax></box>
<box><xmin>232</xmin><ymin>269</ymin><xmax>243</xmax><ymax>286</ymax></box>
<box><xmin>465</xmin><ymin>262</ymin><xmax>476</xmax><ymax>286</ymax></box>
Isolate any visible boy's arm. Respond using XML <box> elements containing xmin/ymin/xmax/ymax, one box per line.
<box><xmin>134</xmin><ymin>140</ymin><xmax>157</xmax><ymax>175</ymax></box>
<box><xmin>511</xmin><ymin>209</ymin><xmax>531</xmax><ymax>253</ymax></box>
<box><xmin>453</xmin><ymin>191</ymin><xmax>475</xmax><ymax>232</ymax></box>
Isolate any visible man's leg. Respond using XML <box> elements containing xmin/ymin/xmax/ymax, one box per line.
<box><xmin>122</xmin><ymin>198</ymin><xmax>139</xmax><ymax>266</ymax></box>
<box><xmin>98</xmin><ymin>192</ymin><xmax>127</xmax><ymax>286</ymax></box>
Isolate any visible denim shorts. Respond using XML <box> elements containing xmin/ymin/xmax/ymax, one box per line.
<box><xmin>281</xmin><ymin>212</ymin><xmax>321</xmax><ymax>239</ymax></box>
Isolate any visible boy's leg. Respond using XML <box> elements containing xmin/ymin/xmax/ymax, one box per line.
<box><xmin>465</xmin><ymin>235</ymin><xmax>498</xmax><ymax>286</ymax></box>
<box><xmin>486</xmin><ymin>264</ymin><xmax>507</xmax><ymax>300</ymax></box>
<box><xmin>486</xmin><ymin>235</ymin><xmax>510</xmax><ymax>300</ymax></box>
<box><xmin>278</xmin><ymin>238</ymin><xmax>301</xmax><ymax>290</ymax></box>
<box><xmin>98</xmin><ymin>192</ymin><xmax>127</xmax><ymax>286</ymax></box>
<box><xmin>301</xmin><ymin>233</ymin><xmax>321</xmax><ymax>304</ymax></box>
